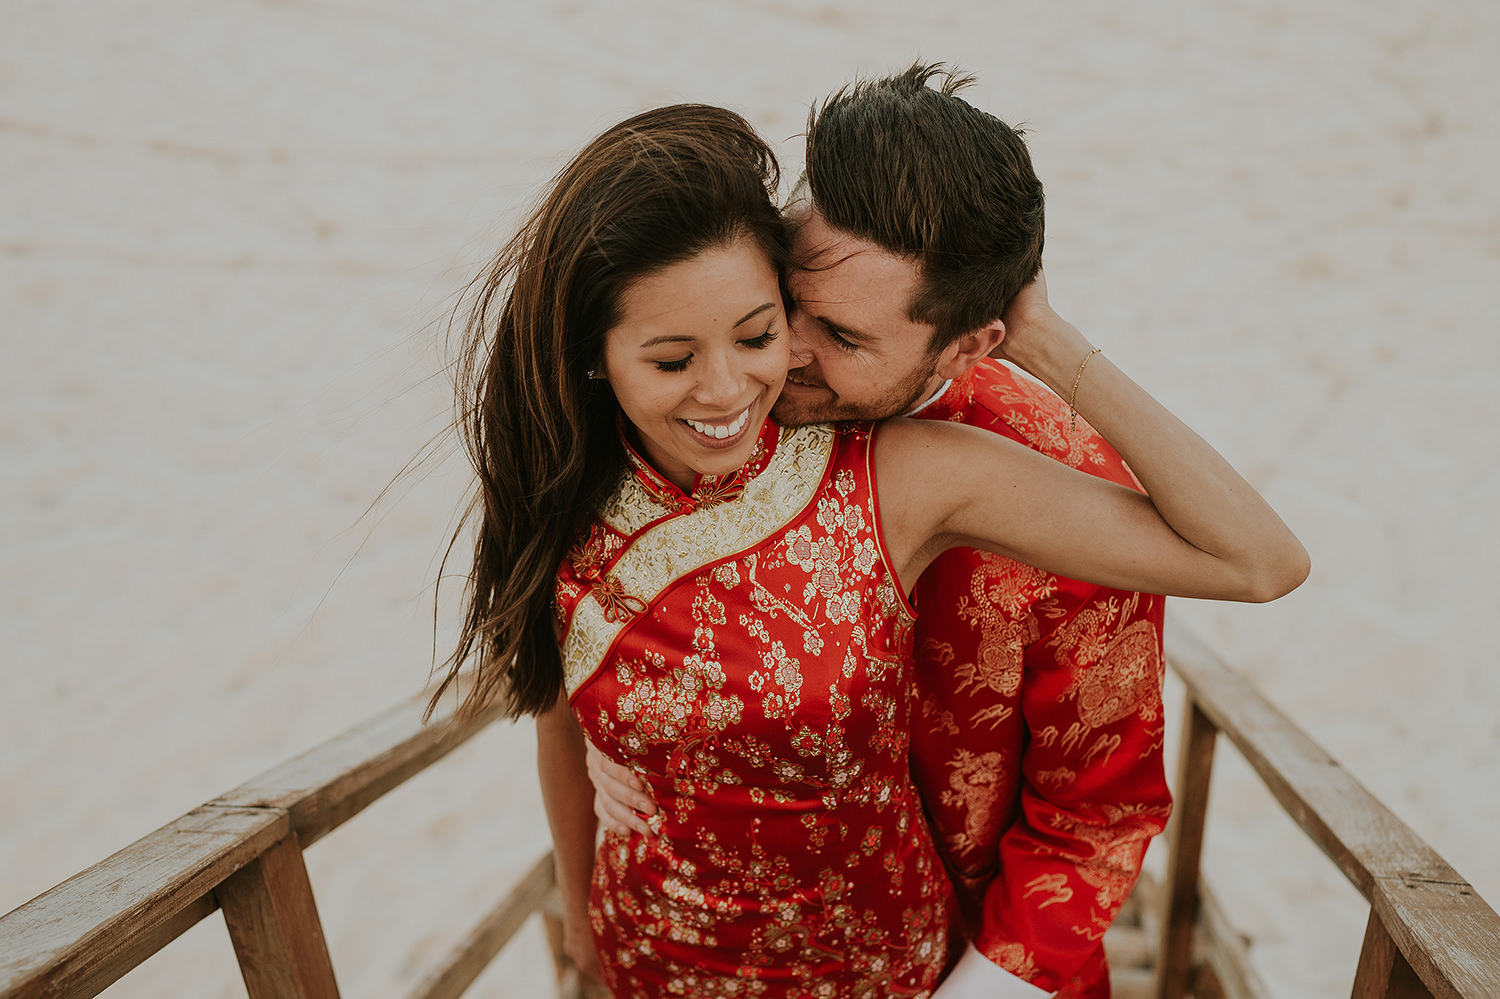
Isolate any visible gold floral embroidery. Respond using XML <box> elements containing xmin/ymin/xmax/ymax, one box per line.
<box><xmin>565</xmin><ymin>423</ymin><xmax>952</xmax><ymax>996</ymax></box>
<box><xmin>622</xmin><ymin>423</ymin><xmax>774</xmax><ymax>514</ymax></box>
<box><xmin>562</xmin><ymin>424</ymin><xmax>835</xmax><ymax>695</ymax></box>
<box><xmin>988</xmin><ymin>942</ymin><xmax>1040</xmax><ymax>984</ymax></box>
<box><xmin>684</xmin><ymin>473</ymin><xmax>746</xmax><ymax>510</ymax></box>
<box><xmin>984</xmin><ymin>367</ymin><xmax>1111</xmax><ymax>472</ymax></box>
<box><xmin>567</xmin><ymin>522</ymin><xmax>623</xmax><ymax>581</ymax></box>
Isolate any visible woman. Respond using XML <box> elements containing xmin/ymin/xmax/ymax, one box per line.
<box><xmin>430</xmin><ymin>104</ymin><xmax>1307</xmax><ymax>996</ymax></box>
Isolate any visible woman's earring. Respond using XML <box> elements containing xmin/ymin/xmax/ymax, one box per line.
<box><xmin>587</xmin><ymin>369</ymin><xmax>598</xmax><ymax>380</ymax></box>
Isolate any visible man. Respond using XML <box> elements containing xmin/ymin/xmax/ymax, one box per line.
<box><xmin>590</xmin><ymin>63</ymin><xmax>1171</xmax><ymax>998</ymax></box>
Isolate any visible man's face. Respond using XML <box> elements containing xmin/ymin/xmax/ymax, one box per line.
<box><xmin>772</xmin><ymin>206</ymin><xmax>946</xmax><ymax>427</ymax></box>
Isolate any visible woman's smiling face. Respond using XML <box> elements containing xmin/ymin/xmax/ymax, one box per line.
<box><xmin>601</xmin><ymin>238</ymin><xmax>789</xmax><ymax>490</ymax></box>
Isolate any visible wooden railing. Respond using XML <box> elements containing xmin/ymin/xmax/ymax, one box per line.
<box><xmin>1156</xmin><ymin>619</ymin><xmax>1500</xmax><ymax>999</ymax></box>
<box><xmin>0</xmin><ymin>677</ymin><xmax>569</xmax><ymax>999</ymax></box>
<box><xmin>3</xmin><ymin>628</ymin><xmax>1498</xmax><ymax>999</ymax></box>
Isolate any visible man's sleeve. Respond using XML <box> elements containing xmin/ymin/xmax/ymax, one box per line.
<box><xmin>972</xmin><ymin>587</ymin><xmax>1170</xmax><ymax>992</ymax></box>
<box><xmin>913</xmin><ymin>361</ymin><xmax>1173</xmax><ymax>991</ymax></box>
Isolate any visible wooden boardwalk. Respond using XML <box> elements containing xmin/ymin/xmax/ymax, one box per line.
<box><xmin>2</xmin><ymin>614</ymin><xmax>1497</xmax><ymax>998</ymax></box>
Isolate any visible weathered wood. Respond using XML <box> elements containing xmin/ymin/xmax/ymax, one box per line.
<box><xmin>211</xmin><ymin>679</ymin><xmax>509</xmax><ymax>848</ymax></box>
<box><xmin>1110</xmin><ymin>966</ymin><xmax>1156</xmax><ymax>999</ymax></box>
<box><xmin>408</xmin><ymin>853</ymin><xmax>554</xmax><ymax>999</ymax></box>
<box><xmin>1104</xmin><ymin>923</ymin><xmax>1151</xmax><ymax>971</ymax></box>
<box><xmin>1155</xmin><ymin>699</ymin><xmax>1217</xmax><ymax>999</ymax></box>
<box><xmin>1167</xmin><ymin>626</ymin><xmax>1446</xmax><ymax>896</ymax></box>
<box><xmin>1166</xmin><ymin>620</ymin><xmax>1500</xmax><ymax>999</ymax></box>
<box><xmin>1196</xmin><ymin>880</ymin><xmax>1268</xmax><ymax>999</ymax></box>
<box><xmin>1351</xmin><ymin>906</ymin><xmax>1429</xmax><ymax>999</ymax></box>
<box><xmin>217</xmin><ymin>832</ymin><xmax>339</xmax><ymax>999</ymax></box>
<box><xmin>0</xmin><ymin>806</ymin><xmax>286</xmax><ymax>999</ymax></box>
<box><xmin>1368</xmin><ymin>875</ymin><xmax>1500</xmax><ymax>999</ymax></box>
<box><xmin>0</xmin><ymin>675</ymin><xmax>507</xmax><ymax>999</ymax></box>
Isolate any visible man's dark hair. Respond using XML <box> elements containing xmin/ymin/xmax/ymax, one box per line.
<box><xmin>805</xmin><ymin>61</ymin><xmax>1044</xmax><ymax>350</ymax></box>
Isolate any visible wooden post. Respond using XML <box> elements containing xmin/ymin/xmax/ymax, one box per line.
<box><xmin>216</xmin><ymin>832</ymin><xmax>339</xmax><ymax>999</ymax></box>
<box><xmin>1351</xmin><ymin>907</ymin><xmax>1431</xmax><ymax>999</ymax></box>
<box><xmin>1156</xmin><ymin>700</ymin><xmax>1218</xmax><ymax>999</ymax></box>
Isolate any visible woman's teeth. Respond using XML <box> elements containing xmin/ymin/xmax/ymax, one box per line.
<box><xmin>685</xmin><ymin>408</ymin><xmax>751</xmax><ymax>440</ymax></box>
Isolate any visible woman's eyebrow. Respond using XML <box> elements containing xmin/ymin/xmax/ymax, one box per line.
<box><xmin>733</xmin><ymin>302</ymin><xmax>777</xmax><ymax>327</ymax></box>
<box><xmin>638</xmin><ymin>302</ymin><xmax>777</xmax><ymax>348</ymax></box>
<box><xmin>638</xmin><ymin>334</ymin><xmax>695</xmax><ymax>348</ymax></box>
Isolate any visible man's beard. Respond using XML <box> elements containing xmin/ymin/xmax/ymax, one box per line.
<box><xmin>772</xmin><ymin>358</ymin><xmax>939</xmax><ymax>427</ymax></box>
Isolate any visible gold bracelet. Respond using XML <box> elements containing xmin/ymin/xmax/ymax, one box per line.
<box><xmin>1068</xmin><ymin>348</ymin><xmax>1102</xmax><ymax>432</ymax></box>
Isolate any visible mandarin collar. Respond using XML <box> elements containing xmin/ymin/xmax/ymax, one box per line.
<box><xmin>621</xmin><ymin>414</ymin><xmax>782</xmax><ymax>513</ymax></box>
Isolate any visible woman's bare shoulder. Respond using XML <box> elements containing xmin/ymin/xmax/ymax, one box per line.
<box><xmin>874</xmin><ymin>415</ymin><xmax>1028</xmax><ymax>473</ymax></box>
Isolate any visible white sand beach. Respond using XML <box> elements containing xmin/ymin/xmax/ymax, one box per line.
<box><xmin>3</xmin><ymin>2</ymin><xmax>1498</xmax><ymax>996</ymax></box>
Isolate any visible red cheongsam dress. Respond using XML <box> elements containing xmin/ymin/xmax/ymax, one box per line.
<box><xmin>555</xmin><ymin>420</ymin><xmax>956</xmax><ymax>998</ymax></box>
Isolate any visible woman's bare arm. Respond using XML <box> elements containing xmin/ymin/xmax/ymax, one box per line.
<box><xmin>877</xmin><ymin>273</ymin><xmax>1310</xmax><ymax>601</ymax></box>
<box><xmin>536</xmin><ymin>696</ymin><xmax>603</xmax><ymax>978</ymax></box>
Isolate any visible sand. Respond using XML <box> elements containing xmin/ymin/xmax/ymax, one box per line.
<box><xmin>3</xmin><ymin>2</ymin><xmax>1497</xmax><ymax>997</ymax></box>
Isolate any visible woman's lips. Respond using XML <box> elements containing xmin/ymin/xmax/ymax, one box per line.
<box><xmin>680</xmin><ymin>405</ymin><xmax>753</xmax><ymax>447</ymax></box>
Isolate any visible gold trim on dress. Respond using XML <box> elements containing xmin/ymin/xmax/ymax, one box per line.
<box><xmin>562</xmin><ymin>424</ymin><xmax>836</xmax><ymax>696</ymax></box>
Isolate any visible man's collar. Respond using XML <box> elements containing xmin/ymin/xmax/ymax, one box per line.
<box><xmin>902</xmin><ymin>378</ymin><xmax>953</xmax><ymax>417</ymax></box>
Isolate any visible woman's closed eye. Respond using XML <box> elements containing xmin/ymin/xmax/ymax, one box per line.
<box><xmin>651</xmin><ymin>327</ymin><xmax>780</xmax><ymax>372</ymax></box>
<box><xmin>740</xmin><ymin>327</ymin><xmax>780</xmax><ymax>350</ymax></box>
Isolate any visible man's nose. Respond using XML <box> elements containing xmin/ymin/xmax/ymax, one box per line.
<box><xmin>786</xmin><ymin>307</ymin><xmax>816</xmax><ymax>366</ymax></box>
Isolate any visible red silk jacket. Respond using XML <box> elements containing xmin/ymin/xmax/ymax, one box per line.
<box><xmin>909</xmin><ymin>359</ymin><xmax>1172</xmax><ymax>997</ymax></box>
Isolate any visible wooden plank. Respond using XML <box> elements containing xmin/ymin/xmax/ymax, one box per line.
<box><xmin>1369</xmin><ymin>875</ymin><xmax>1500</xmax><ymax>999</ymax></box>
<box><xmin>0</xmin><ymin>677</ymin><xmax>504</xmax><ymax>999</ymax></box>
<box><xmin>210</xmin><ymin>677</ymin><xmax>508</xmax><ymax>848</ymax></box>
<box><xmin>1351</xmin><ymin>907</ymin><xmax>1400</xmax><ymax>999</ymax></box>
<box><xmin>0</xmin><ymin>806</ymin><xmax>286</xmax><ymax>999</ymax></box>
<box><xmin>1166</xmin><ymin>623</ymin><xmax>1450</xmax><ymax>896</ymax></box>
<box><xmin>1189</xmin><ymin>964</ymin><xmax>1229</xmax><ymax>999</ymax></box>
<box><xmin>1166</xmin><ymin>618</ymin><xmax>1500</xmax><ymax>999</ymax></box>
<box><xmin>1104</xmin><ymin>922</ymin><xmax>1151</xmax><ymax>971</ymax></box>
<box><xmin>1196</xmin><ymin>879</ymin><xmax>1269</xmax><ymax>999</ymax></box>
<box><xmin>1155</xmin><ymin>699</ymin><xmax>1217</xmax><ymax>999</ymax></box>
<box><xmin>218</xmin><ymin>832</ymin><xmax>339</xmax><ymax>999</ymax></box>
<box><xmin>1351</xmin><ymin>906</ymin><xmax>1430</xmax><ymax>999</ymax></box>
<box><xmin>1109</xmin><ymin>967</ymin><xmax>1155</xmax><ymax>999</ymax></box>
<box><xmin>408</xmin><ymin>853</ymin><xmax>554</xmax><ymax>999</ymax></box>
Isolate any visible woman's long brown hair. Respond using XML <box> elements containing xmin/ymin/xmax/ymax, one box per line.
<box><xmin>429</xmin><ymin>105</ymin><xmax>789</xmax><ymax>723</ymax></box>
